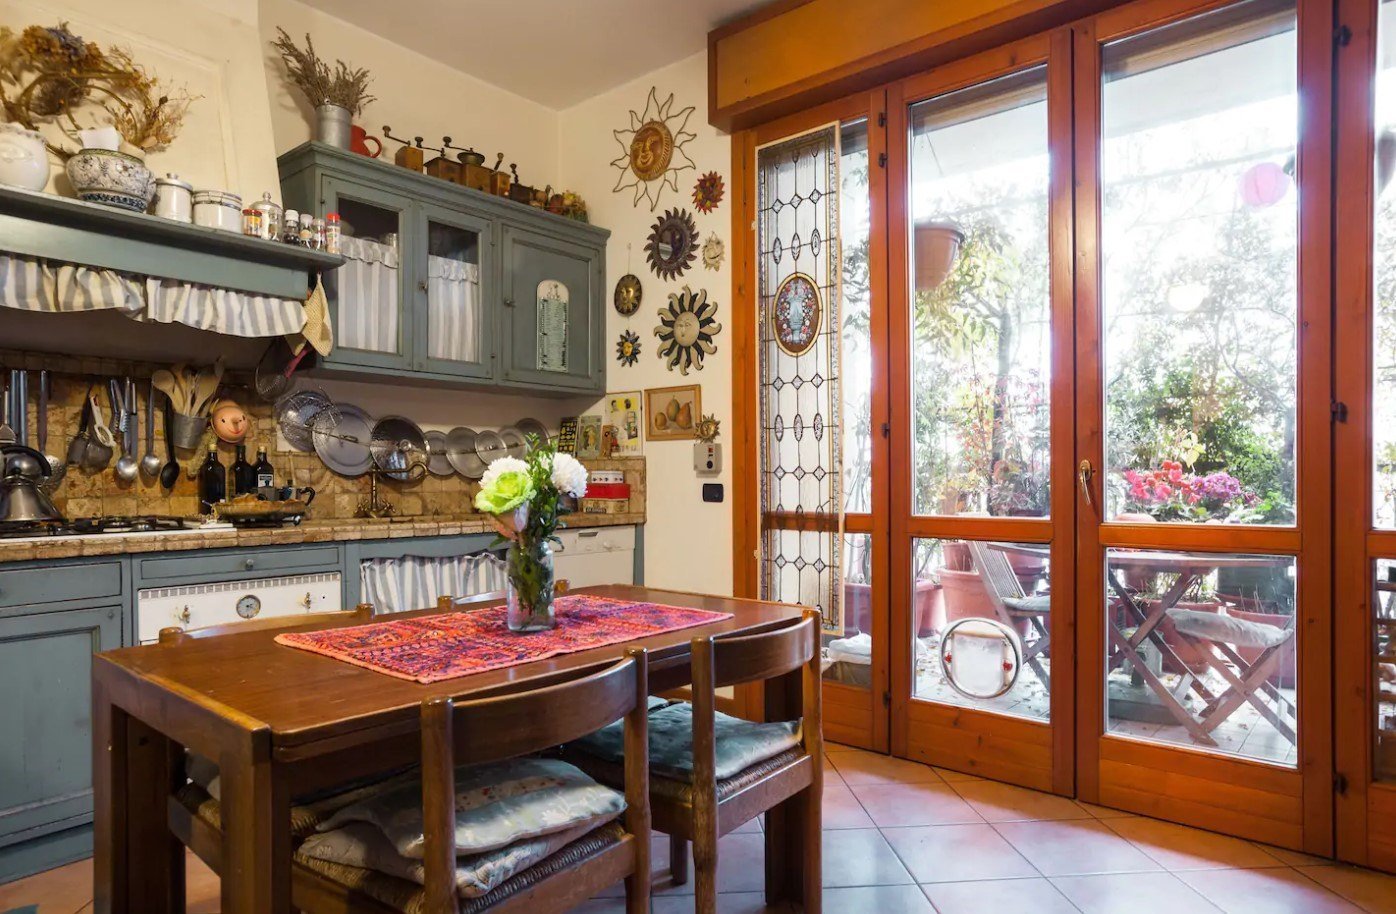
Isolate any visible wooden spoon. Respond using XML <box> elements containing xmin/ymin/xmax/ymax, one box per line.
<box><xmin>151</xmin><ymin>369</ymin><xmax>179</xmax><ymax>407</ymax></box>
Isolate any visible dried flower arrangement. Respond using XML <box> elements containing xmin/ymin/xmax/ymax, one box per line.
<box><xmin>0</xmin><ymin>22</ymin><xmax>196</xmax><ymax>154</ymax></box>
<box><xmin>271</xmin><ymin>28</ymin><xmax>375</xmax><ymax>114</ymax></box>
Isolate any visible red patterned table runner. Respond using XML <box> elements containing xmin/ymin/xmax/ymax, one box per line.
<box><xmin>274</xmin><ymin>594</ymin><xmax>733</xmax><ymax>684</ymax></box>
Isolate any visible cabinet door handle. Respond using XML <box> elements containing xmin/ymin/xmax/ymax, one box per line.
<box><xmin>418</xmin><ymin>280</ymin><xmax>428</xmax><ymax>293</ymax></box>
<box><xmin>244</xmin><ymin>558</ymin><xmax>255</xmax><ymax>570</ymax></box>
<box><xmin>503</xmin><ymin>298</ymin><xmax>514</xmax><ymax>308</ymax></box>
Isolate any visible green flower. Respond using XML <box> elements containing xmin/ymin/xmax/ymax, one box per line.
<box><xmin>474</xmin><ymin>467</ymin><xmax>535</xmax><ymax>515</ymax></box>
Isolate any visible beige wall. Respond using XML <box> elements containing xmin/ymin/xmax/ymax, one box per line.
<box><xmin>259</xmin><ymin>0</ymin><xmax>560</xmax><ymax>185</ymax></box>
<box><xmin>560</xmin><ymin>52</ymin><xmax>733</xmax><ymax>596</ymax></box>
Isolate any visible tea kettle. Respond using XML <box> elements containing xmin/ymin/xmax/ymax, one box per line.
<box><xmin>0</xmin><ymin>445</ymin><xmax>64</xmax><ymax>524</ymax></box>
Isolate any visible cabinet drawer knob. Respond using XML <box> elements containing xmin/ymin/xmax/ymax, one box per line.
<box><xmin>418</xmin><ymin>280</ymin><xmax>428</xmax><ymax>293</ymax></box>
<box><xmin>244</xmin><ymin>558</ymin><xmax>255</xmax><ymax>570</ymax></box>
<box><xmin>503</xmin><ymin>298</ymin><xmax>514</xmax><ymax>308</ymax></box>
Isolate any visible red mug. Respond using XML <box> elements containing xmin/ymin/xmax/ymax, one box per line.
<box><xmin>351</xmin><ymin>125</ymin><xmax>383</xmax><ymax>158</ymax></box>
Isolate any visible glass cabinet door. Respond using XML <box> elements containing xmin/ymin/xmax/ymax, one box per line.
<box><xmin>322</xmin><ymin>177</ymin><xmax>412</xmax><ymax>370</ymax></box>
<box><xmin>499</xmin><ymin>225</ymin><xmax>600</xmax><ymax>392</ymax></box>
<box><xmin>415</xmin><ymin>204</ymin><xmax>494</xmax><ymax>379</ymax></box>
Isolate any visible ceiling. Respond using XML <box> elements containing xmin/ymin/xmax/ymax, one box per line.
<box><xmin>296</xmin><ymin>0</ymin><xmax>768</xmax><ymax>110</ymax></box>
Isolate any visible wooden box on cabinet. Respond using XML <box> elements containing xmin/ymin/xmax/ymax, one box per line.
<box><xmin>278</xmin><ymin>142</ymin><xmax>608</xmax><ymax>395</ymax></box>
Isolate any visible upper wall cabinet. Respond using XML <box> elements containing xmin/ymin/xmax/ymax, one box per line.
<box><xmin>278</xmin><ymin>143</ymin><xmax>608</xmax><ymax>395</ymax></box>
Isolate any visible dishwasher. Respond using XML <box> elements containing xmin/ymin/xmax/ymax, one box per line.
<box><xmin>553</xmin><ymin>525</ymin><xmax>636</xmax><ymax>588</ymax></box>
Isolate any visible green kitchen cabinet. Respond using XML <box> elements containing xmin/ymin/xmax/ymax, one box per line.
<box><xmin>278</xmin><ymin>142</ymin><xmax>608</xmax><ymax>394</ymax></box>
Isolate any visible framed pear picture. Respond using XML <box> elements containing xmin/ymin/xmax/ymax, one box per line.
<box><xmin>645</xmin><ymin>384</ymin><xmax>701</xmax><ymax>441</ymax></box>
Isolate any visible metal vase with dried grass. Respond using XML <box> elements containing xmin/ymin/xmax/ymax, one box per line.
<box><xmin>271</xmin><ymin>28</ymin><xmax>375</xmax><ymax>149</ymax></box>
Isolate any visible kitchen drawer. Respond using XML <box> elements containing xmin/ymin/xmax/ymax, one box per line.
<box><xmin>136</xmin><ymin>545</ymin><xmax>342</xmax><ymax>583</ymax></box>
<box><xmin>554</xmin><ymin>526</ymin><xmax>634</xmax><ymax>558</ymax></box>
<box><xmin>0</xmin><ymin>561</ymin><xmax>123</xmax><ymax>609</ymax></box>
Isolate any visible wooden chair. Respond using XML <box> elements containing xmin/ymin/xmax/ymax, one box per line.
<box><xmin>167</xmin><ymin>648</ymin><xmax>653</xmax><ymax>914</ymax></box>
<box><xmin>967</xmin><ymin>541</ymin><xmax>1052</xmax><ymax>690</ymax></box>
<box><xmin>573</xmin><ymin>609</ymin><xmax>822</xmax><ymax>914</ymax></box>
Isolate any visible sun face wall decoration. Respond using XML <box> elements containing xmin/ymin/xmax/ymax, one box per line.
<box><xmin>645</xmin><ymin>207</ymin><xmax>698</xmax><ymax>280</ymax></box>
<box><xmin>655</xmin><ymin>285</ymin><xmax>722</xmax><ymax>375</ymax></box>
<box><xmin>693</xmin><ymin>171</ymin><xmax>724</xmax><ymax>213</ymax></box>
<box><xmin>611</xmin><ymin>87</ymin><xmax>697</xmax><ymax>211</ymax></box>
<box><xmin>702</xmin><ymin>233</ymin><xmax>725</xmax><ymax>272</ymax></box>
<box><xmin>616</xmin><ymin>329</ymin><xmax>641</xmax><ymax>367</ymax></box>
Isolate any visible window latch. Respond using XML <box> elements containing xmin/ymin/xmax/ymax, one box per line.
<box><xmin>1332</xmin><ymin>401</ymin><xmax>1349</xmax><ymax>423</ymax></box>
<box><xmin>881</xmin><ymin>422</ymin><xmax>890</xmax><ymax>439</ymax></box>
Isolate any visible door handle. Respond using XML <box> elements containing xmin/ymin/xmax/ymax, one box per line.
<box><xmin>1078</xmin><ymin>459</ymin><xmax>1095</xmax><ymax>510</ymax></box>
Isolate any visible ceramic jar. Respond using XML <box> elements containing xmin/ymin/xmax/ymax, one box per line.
<box><xmin>152</xmin><ymin>173</ymin><xmax>193</xmax><ymax>222</ymax></box>
<box><xmin>64</xmin><ymin>148</ymin><xmax>155</xmax><ymax>212</ymax></box>
<box><xmin>0</xmin><ymin>124</ymin><xmax>50</xmax><ymax>191</ymax></box>
<box><xmin>192</xmin><ymin>189</ymin><xmax>243</xmax><ymax>232</ymax></box>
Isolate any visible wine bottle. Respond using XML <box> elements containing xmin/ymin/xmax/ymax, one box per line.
<box><xmin>232</xmin><ymin>445</ymin><xmax>256</xmax><ymax>496</ymax></box>
<box><xmin>254</xmin><ymin>448</ymin><xmax>275</xmax><ymax>497</ymax></box>
<box><xmin>198</xmin><ymin>450</ymin><xmax>226</xmax><ymax>514</ymax></box>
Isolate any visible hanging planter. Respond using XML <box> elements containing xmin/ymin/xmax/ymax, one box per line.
<box><xmin>913</xmin><ymin>219</ymin><xmax>964</xmax><ymax>292</ymax></box>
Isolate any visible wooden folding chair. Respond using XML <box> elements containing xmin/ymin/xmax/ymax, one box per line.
<box><xmin>967</xmin><ymin>541</ymin><xmax>1052</xmax><ymax>690</ymax></box>
<box><xmin>1166</xmin><ymin>611</ymin><xmax>1298</xmax><ymax>746</ymax></box>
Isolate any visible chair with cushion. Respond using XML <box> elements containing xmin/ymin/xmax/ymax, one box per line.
<box><xmin>968</xmin><ymin>541</ymin><xmax>1052</xmax><ymax>690</ymax></box>
<box><xmin>568</xmin><ymin>609</ymin><xmax>822</xmax><ymax>914</ymax></box>
<box><xmin>167</xmin><ymin>641</ymin><xmax>653</xmax><ymax>914</ymax></box>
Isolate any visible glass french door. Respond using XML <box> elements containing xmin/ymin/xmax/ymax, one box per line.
<box><xmin>886</xmin><ymin>33</ymin><xmax>1077</xmax><ymax>794</ymax></box>
<box><xmin>1074</xmin><ymin>0</ymin><xmax>1331</xmax><ymax>851</ymax></box>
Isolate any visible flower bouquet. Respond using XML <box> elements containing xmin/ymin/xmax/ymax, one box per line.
<box><xmin>474</xmin><ymin>437</ymin><xmax>587</xmax><ymax>632</ymax></box>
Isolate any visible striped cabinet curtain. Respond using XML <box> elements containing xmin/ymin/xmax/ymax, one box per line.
<box><xmin>425</xmin><ymin>256</ymin><xmax>481</xmax><ymax>362</ymax></box>
<box><xmin>359</xmin><ymin>551</ymin><xmax>506</xmax><ymax>615</ymax></box>
<box><xmin>333</xmin><ymin>236</ymin><xmax>399</xmax><ymax>354</ymax></box>
<box><xmin>756</xmin><ymin>124</ymin><xmax>846</xmax><ymax>633</ymax></box>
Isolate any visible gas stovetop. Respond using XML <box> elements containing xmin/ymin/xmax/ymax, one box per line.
<box><xmin>0</xmin><ymin>515</ymin><xmax>196</xmax><ymax>540</ymax></box>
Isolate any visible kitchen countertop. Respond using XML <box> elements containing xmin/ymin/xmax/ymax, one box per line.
<box><xmin>0</xmin><ymin>511</ymin><xmax>645</xmax><ymax>563</ymax></box>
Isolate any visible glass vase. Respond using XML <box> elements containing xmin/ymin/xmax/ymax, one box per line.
<box><xmin>506</xmin><ymin>539</ymin><xmax>556</xmax><ymax>632</ymax></box>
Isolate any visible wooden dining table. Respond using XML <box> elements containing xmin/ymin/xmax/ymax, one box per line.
<box><xmin>91</xmin><ymin>584</ymin><xmax>816</xmax><ymax>914</ymax></box>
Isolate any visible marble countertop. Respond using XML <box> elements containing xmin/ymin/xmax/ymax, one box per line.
<box><xmin>2</xmin><ymin>511</ymin><xmax>645</xmax><ymax>563</ymax></box>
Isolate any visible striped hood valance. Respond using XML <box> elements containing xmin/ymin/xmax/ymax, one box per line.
<box><xmin>0</xmin><ymin>252</ymin><xmax>307</xmax><ymax>339</ymax></box>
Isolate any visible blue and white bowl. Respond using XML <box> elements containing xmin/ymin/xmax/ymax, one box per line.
<box><xmin>64</xmin><ymin>148</ymin><xmax>155</xmax><ymax>213</ymax></box>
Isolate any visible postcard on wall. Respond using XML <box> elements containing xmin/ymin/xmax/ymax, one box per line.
<box><xmin>645</xmin><ymin>385</ymin><xmax>701</xmax><ymax>441</ymax></box>
<box><xmin>576</xmin><ymin>414</ymin><xmax>603</xmax><ymax>459</ymax></box>
<box><xmin>605</xmin><ymin>391</ymin><xmax>643</xmax><ymax>455</ymax></box>
<box><xmin>557</xmin><ymin>417</ymin><xmax>579</xmax><ymax>454</ymax></box>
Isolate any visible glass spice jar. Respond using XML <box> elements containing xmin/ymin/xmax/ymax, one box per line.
<box><xmin>241</xmin><ymin>208</ymin><xmax>261</xmax><ymax>237</ymax></box>
<box><xmin>283</xmin><ymin>208</ymin><xmax>301</xmax><ymax>244</ymax></box>
<box><xmin>298</xmin><ymin>212</ymin><xmax>313</xmax><ymax>246</ymax></box>
<box><xmin>310</xmin><ymin>217</ymin><xmax>326</xmax><ymax>251</ymax></box>
<box><xmin>325</xmin><ymin>212</ymin><xmax>341</xmax><ymax>255</ymax></box>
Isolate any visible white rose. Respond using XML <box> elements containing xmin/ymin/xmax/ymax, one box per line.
<box><xmin>550</xmin><ymin>453</ymin><xmax>589</xmax><ymax>498</ymax></box>
<box><xmin>479</xmin><ymin>456</ymin><xmax>530</xmax><ymax>492</ymax></box>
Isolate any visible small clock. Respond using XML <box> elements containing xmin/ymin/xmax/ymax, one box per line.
<box><xmin>236</xmin><ymin>594</ymin><xmax>261</xmax><ymax>620</ymax></box>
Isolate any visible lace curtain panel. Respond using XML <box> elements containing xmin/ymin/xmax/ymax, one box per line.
<box><xmin>332</xmin><ymin>235</ymin><xmax>399</xmax><ymax>353</ymax></box>
<box><xmin>756</xmin><ymin>124</ymin><xmax>846</xmax><ymax>632</ymax></box>
<box><xmin>426</xmin><ymin>257</ymin><xmax>481</xmax><ymax>362</ymax></box>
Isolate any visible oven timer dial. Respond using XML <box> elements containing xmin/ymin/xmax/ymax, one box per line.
<box><xmin>236</xmin><ymin>594</ymin><xmax>262</xmax><ymax>619</ymax></box>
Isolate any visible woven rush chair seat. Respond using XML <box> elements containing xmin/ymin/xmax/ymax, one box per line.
<box><xmin>570</xmin><ymin>747</ymin><xmax>804</xmax><ymax>805</ymax></box>
<box><xmin>293</xmin><ymin>821</ymin><xmax>627</xmax><ymax>914</ymax></box>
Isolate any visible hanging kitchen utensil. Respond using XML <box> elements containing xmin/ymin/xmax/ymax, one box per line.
<box><xmin>275</xmin><ymin>388</ymin><xmax>334</xmax><ymax>453</ymax></box>
<box><xmin>254</xmin><ymin>340</ymin><xmax>295</xmax><ymax>402</ymax></box>
<box><xmin>38</xmin><ymin>370</ymin><xmax>65</xmax><ymax>493</ymax></box>
<box><xmin>444</xmin><ymin>426</ymin><xmax>484</xmax><ymax>479</ymax></box>
<box><xmin>423</xmin><ymin>429</ymin><xmax>453</xmax><ymax>477</ymax></box>
<box><xmin>114</xmin><ymin>377</ymin><xmax>139</xmax><ymax>481</ymax></box>
<box><xmin>474</xmin><ymin>429</ymin><xmax>507</xmax><ymax>466</ymax></box>
<box><xmin>151</xmin><ymin>368</ymin><xmax>179</xmax><ymax>407</ymax></box>
<box><xmin>85</xmin><ymin>390</ymin><xmax>114</xmax><ymax>467</ymax></box>
<box><xmin>11</xmin><ymin>371</ymin><xmax>28</xmax><ymax>446</ymax></box>
<box><xmin>370</xmin><ymin>415</ymin><xmax>427</xmax><ymax>481</ymax></box>
<box><xmin>499</xmin><ymin>426</ymin><xmax>527</xmax><ymax>459</ymax></box>
<box><xmin>0</xmin><ymin>370</ymin><xmax>14</xmax><ymax>447</ymax></box>
<box><xmin>140</xmin><ymin>380</ymin><xmax>161</xmax><ymax>479</ymax></box>
<box><xmin>313</xmin><ymin>403</ymin><xmax>374</xmax><ymax>476</ymax></box>
<box><xmin>191</xmin><ymin>360</ymin><xmax>222</xmax><ymax>416</ymax></box>
<box><xmin>515</xmin><ymin>417</ymin><xmax>549</xmax><ymax>449</ymax></box>
<box><xmin>159</xmin><ymin>398</ymin><xmax>179</xmax><ymax>489</ymax></box>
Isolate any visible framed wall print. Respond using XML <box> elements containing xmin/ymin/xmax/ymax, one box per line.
<box><xmin>576</xmin><ymin>415</ymin><xmax>603</xmax><ymax>459</ymax></box>
<box><xmin>645</xmin><ymin>384</ymin><xmax>701</xmax><ymax>441</ymax></box>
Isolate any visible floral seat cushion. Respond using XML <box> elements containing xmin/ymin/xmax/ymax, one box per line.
<box><xmin>571</xmin><ymin>700</ymin><xmax>801</xmax><ymax>782</ymax></box>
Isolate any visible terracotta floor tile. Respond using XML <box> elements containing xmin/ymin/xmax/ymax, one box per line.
<box><xmin>823</xmin><ymin>884</ymin><xmax>938</xmax><ymax>913</ymax></box>
<box><xmin>1051</xmin><ymin>871</ymin><xmax>1222</xmax><ymax>913</ymax></box>
<box><xmin>821</xmin><ymin>828</ymin><xmax>915</xmax><ymax>887</ymax></box>
<box><xmin>650</xmin><ymin>832</ymin><xmax>767</xmax><ymax>897</ymax></box>
<box><xmin>825</xmin><ymin>749</ymin><xmax>942</xmax><ymax>786</ymax></box>
<box><xmin>1256</xmin><ymin>843</ymin><xmax>1332</xmax><ymax>867</ymax></box>
<box><xmin>921</xmin><ymin>876</ymin><xmax>1078</xmax><ymax>914</ymax></box>
<box><xmin>1075</xmin><ymin>800</ymin><xmax>1137</xmax><ymax>819</ymax></box>
<box><xmin>851</xmin><ymin>782</ymin><xmax>984</xmax><ymax>828</ymax></box>
<box><xmin>823</xmin><ymin>781</ymin><xmax>877</xmax><ymax>830</ymax></box>
<box><xmin>1299</xmin><ymin>864</ymin><xmax>1396</xmax><ymax>914</ymax></box>
<box><xmin>1103</xmin><ymin>816</ymin><xmax>1285</xmax><ymax>871</ymax></box>
<box><xmin>729</xmin><ymin>814</ymin><xmax>762</xmax><ymax>834</ymax></box>
<box><xmin>932</xmin><ymin>767</ymin><xmax>984</xmax><ymax>783</ymax></box>
<box><xmin>1178</xmin><ymin>866</ymin><xmax>1364</xmax><ymax>913</ymax></box>
<box><xmin>949</xmin><ymin>779</ymin><xmax>1095</xmax><ymax>823</ymax></box>
<box><xmin>650</xmin><ymin>893</ymin><xmax>785</xmax><ymax>914</ymax></box>
<box><xmin>994</xmin><ymin>818</ymin><xmax>1163</xmax><ymax>877</ymax></box>
<box><xmin>881</xmin><ymin>823</ymin><xmax>1038</xmax><ymax>883</ymax></box>
<box><xmin>0</xmin><ymin>857</ymin><xmax>92</xmax><ymax>914</ymax></box>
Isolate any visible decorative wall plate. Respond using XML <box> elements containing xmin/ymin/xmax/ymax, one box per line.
<box><xmin>702</xmin><ymin>233</ymin><xmax>725</xmax><ymax>271</ymax></box>
<box><xmin>613</xmin><ymin>273</ymin><xmax>643</xmax><ymax>316</ymax></box>
<box><xmin>772</xmin><ymin>272</ymin><xmax>822</xmax><ymax>356</ymax></box>
<box><xmin>645</xmin><ymin>207</ymin><xmax>697</xmax><ymax>280</ymax></box>
<box><xmin>616</xmin><ymin>329</ymin><xmax>641</xmax><ymax>366</ymax></box>
<box><xmin>655</xmin><ymin>285</ymin><xmax>722</xmax><ymax>375</ymax></box>
<box><xmin>693</xmin><ymin>171</ymin><xmax>724</xmax><ymax>213</ymax></box>
<box><xmin>610</xmin><ymin>87</ymin><xmax>696</xmax><ymax>211</ymax></box>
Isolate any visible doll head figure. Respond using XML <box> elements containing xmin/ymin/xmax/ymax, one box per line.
<box><xmin>210</xmin><ymin>399</ymin><xmax>249</xmax><ymax>443</ymax></box>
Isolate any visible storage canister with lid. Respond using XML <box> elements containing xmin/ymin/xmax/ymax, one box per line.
<box><xmin>192</xmin><ymin>189</ymin><xmax>243</xmax><ymax>232</ymax></box>
<box><xmin>152</xmin><ymin>173</ymin><xmax>192</xmax><ymax>222</ymax></box>
<box><xmin>251</xmin><ymin>191</ymin><xmax>282</xmax><ymax>241</ymax></box>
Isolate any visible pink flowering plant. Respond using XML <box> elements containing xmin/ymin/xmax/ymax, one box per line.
<box><xmin>1118</xmin><ymin>460</ymin><xmax>1260</xmax><ymax>522</ymax></box>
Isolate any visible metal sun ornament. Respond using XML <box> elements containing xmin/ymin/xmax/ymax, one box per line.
<box><xmin>610</xmin><ymin>87</ymin><xmax>697</xmax><ymax>211</ymax></box>
<box><xmin>701</xmin><ymin>233</ymin><xmax>725</xmax><ymax>271</ymax></box>
<box><xmin>654</xmin><ymin>285</ymin><xmax>722</xmax><ymax>375</ymax></box>
<box><xmin>645</xmin><ymin>207</ymin><xmax>698</xmax><ymax>280</ymax></box>
<box><xmin>616</xmin><ymin>329</ymin><xmax>642</xmax><ymax>367</ymax></box>
<box><xmin>693</xmin><ymin>171</ymin><xmax>724</xmax><ymax>213</ymax></box>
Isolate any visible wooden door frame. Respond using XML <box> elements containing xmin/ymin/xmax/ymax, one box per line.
<box><xmin>730</xmin><ymin>89</ymin><xmax>893</xmax><ymax>751</ymax></box>
<box><xmin>1071</xmin><ymin>0</ymin><xmax>1334</xmax><ymax>854</ymax></box>
<box><xmin>883</xmin><ymin>30</ymin><xmax>1077</xmax><ymax>795</ymax></box>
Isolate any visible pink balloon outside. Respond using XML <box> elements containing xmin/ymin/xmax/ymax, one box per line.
<box><xmin>1239</xmin><ymin>162</ymin><xmax>1291</xmax><ymax>208</ymax></box>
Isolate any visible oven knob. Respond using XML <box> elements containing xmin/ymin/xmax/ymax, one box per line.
<box><xmin>236</xmin><ymin>594</ymin><xmax>261</xmax><ymax>619</ymax></box>
<box><xmin>175</xmin><ymin>605</ymin><xmax>191</xmax><ymax>625</ymax></box>
<box><xmin>300</xmin><ymin>591</ymin><xmax>313</xmax><ymax>609</ymax></box>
